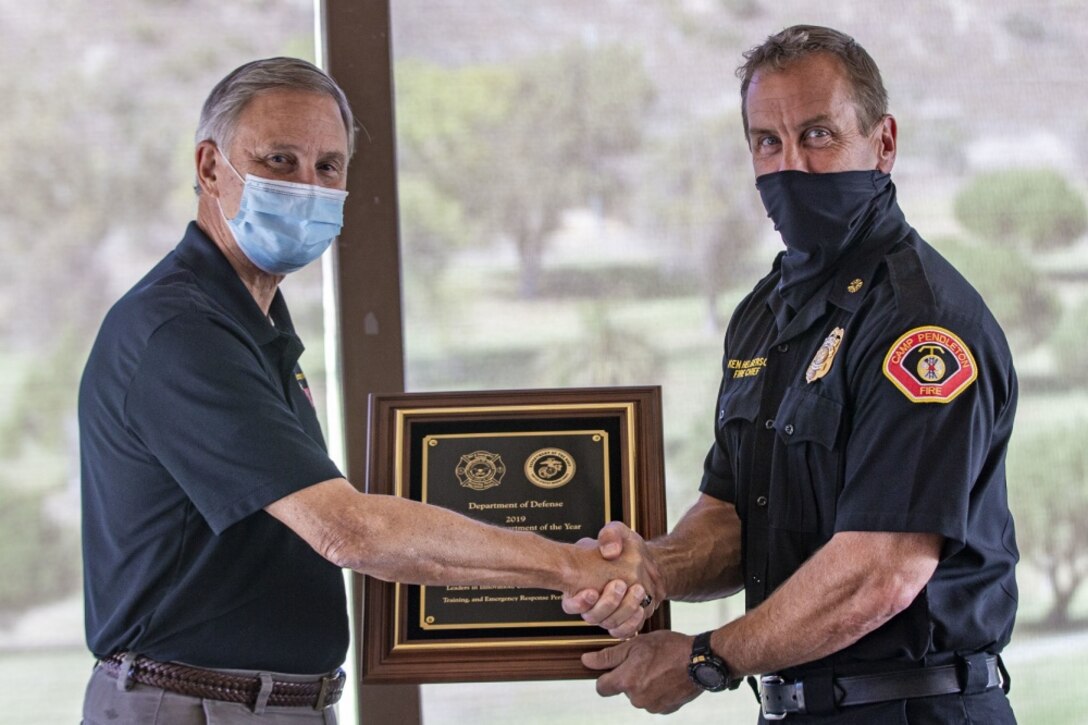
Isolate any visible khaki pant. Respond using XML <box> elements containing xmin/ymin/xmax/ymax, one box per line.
<box><xmin>82</xmin><ymin>662</ymin><xmax>339</xmax><ymax>724</ymax></box>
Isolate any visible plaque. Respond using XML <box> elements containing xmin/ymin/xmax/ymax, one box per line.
<box><xmin>357</xmin><ymin>387</ymin><xmax>669</xmax><ymax>683</ymax></box>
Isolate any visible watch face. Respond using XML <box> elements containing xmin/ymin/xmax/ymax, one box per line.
<box><xmin>692</xmin><ymin>662</ymin><xmax>727</xmax><ymax>691</ymax></box>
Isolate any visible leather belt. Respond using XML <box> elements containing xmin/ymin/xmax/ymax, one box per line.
<box><xmin>760</xmin><ymin>654</ymin><xmax>1003</xmax><ymax>720</ymax></box>
<box><xmin>99</xmin><ymin>653</ymin><xmax>345</xmax><ymax>710</ymax></box>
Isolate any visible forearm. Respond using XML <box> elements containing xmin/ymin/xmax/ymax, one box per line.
<box><xmin>267</xmin><ymin>478</ymin><xmax>630</xmax><ymax>594</ymax></box>
<box><xmin>710</xmin><ymin>531</ymin><xmax>941</xmax><ymax>676</ymax></box>
<box><xmin>649</xmin><ymin>494</ymin><xmax>743</xmax><ymax>602</ymax></box>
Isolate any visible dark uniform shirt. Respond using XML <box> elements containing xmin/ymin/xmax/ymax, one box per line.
<box><xmin>79</xmin><ymin>222</ymin><xmax>346</xmax><ymax>673</ymax></box>
<box><xmin>700</xmin><ymin>187</ymin><xmax>1019</xmax><ymax>674</ymax></box>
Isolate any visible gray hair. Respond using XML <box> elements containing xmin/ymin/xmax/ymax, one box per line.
<box><xmin>735</xmin><ymin>25</ymin><xmax>888</xmax><ymax>140</ymax></box>
<box><xmin>195</xmin><ymin>56</ymin><xmax>356</xmax><ymax>158</ymax></box>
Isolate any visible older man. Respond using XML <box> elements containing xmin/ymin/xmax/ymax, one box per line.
<box><xmin>79</xmin><ymin>57</ymin><xmax>657</xmax><ymax>724</ymax></box>
<box><xmin>566</xmin><ymin>26</ymin><xmax>1018</xmax><ymax>723</ymax></box>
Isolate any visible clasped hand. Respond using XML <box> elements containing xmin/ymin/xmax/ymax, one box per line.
<box><xmin>564</xmin><ymin>521</ymin><xmax>661</xmax><ymax>640</ymax></box>
<box><xmin>563</xmin><ymin>523</ymin><xmax>705</xmax><ymax>714</ymax></box>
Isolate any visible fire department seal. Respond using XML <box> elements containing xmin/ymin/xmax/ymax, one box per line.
<box><xmin>882</xmin><ymin>325</ymin><xmax>977</xmax><ymax>403</ymax></box>
<box><xmin>524</xmin><ymin>448</ymin><xmax>576</xmax><ymax>489</ymax></box>
<box><xmin>455</xmin><ymin>451</ymin><xmax>507</xmax><ymax>491</ymax></box>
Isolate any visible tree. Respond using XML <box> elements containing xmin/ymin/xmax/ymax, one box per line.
<box><xmin>636</xmin><ymin>114</ymin><xmax>767</xmax><ymax>330</ymax></box>
<box><xmin>1006</xmin><ymin>425</ymin><xmax>1088</xmax><ymax>627</ymax></box>
<box><xmin>0</xmin><ymin>0</ymin><xmax>315</xmax><ymax>617</ymax></box>
<box><xmin>534</xmin><ymin>303</ymin><xmax>663</xmax><ymax>387</ymax></box>
<box><xmin>397</xmin><ymin>174</ymin><xmax>476</xmax><ymax>302</ymax></box>
<box><xmin>396</xmin><ymin>42</ymin><xmax>655</xmax><ymax>297</ymax></box>
<box><xmin>953</xmin><ymin>168</ymin><xmax>1087</xmax><ymax>252</ymax></box>
<box><xmin>1049</xmin><ymin>297</ymin><xmax>1088</xmax><ymax>386</ymax></box>
<box><xmin>930</xmin><ymin>236</ymin><xmax>1060</xmax><ymax>353</ymax></box>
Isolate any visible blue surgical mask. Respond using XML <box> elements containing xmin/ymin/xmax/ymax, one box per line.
<box><xmin>217</xmin><ymin>150</ymin><xmax>348</xmax><ymax>275</ymax></box>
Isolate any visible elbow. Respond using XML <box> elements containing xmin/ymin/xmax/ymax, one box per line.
<box><xmin>319</xmin><ymin>528</ymin><xmax>359</xmax><ymax>570</ymax></box>
<box><xmin>871</xmin><ymin>567</ymin><xmax>933</xmax><ymax>622</ymax></box>
<box><xmin>314</xmin><ymin>507</ymin><xmax>376</xmax><ymax>572</ymax></box>
<box><xmin>883</xmin><ymin>578</ymin><xmax>925</xmax><ymax>619</ymax></box>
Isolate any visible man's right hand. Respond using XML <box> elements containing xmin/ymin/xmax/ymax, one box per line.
<box><xmin>564</xmin><ymin>522</ymin><xmax>661</xmax><ymax>639</ymax></box>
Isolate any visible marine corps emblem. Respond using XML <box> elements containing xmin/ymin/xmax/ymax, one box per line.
<box><xmin>524</xmin><ymin>448</ymin><xmax>576</xmax><ymax>489</ymax></box>
<box><xmin>882</xmin><ymin>326</ymin><xmax>977</xmax><ymax>403</ymax></box>
<box><xmin>806</xmin><ymin>327</ymin><xmax>845</xmax><ymax>383</ymax></box>
<box><xmin>454</xmin><ymin>451</ymin><xmax>507</xmax><ymax>491</ymax></box>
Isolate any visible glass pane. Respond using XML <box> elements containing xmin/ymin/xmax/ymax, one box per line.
<box><xmin>0</xmin><ymin>1</ymin><xmax>319</xmax><ymax>721</ymax></box>
<box><xmin>390</xmin><ymin>2</ymin><xmax>1088</xmax><ymax>723</ymax></box>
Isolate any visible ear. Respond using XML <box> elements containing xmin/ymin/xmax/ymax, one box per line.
<box><xmin>195</xmin><ymin>141</ymin><xmax>223</xmax><ymax>197</ymax></box>
<box><xmin>875</xmin><ymin>114</ymin><xmax>897</xmax><ymax>174</ymax></box>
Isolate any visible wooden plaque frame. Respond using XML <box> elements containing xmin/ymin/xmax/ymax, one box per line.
<box><xmin>356</xmin><ymin>386</ymin><xmax>669</xmax><ymax>683</ymax></box>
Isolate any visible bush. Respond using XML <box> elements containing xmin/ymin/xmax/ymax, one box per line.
<box><xmin>1050</xmin><ymin>297</ymin><xmax>1088</xmax><ymax>385</ymax></box>
<box><xmin>953</xmin><ymin>168</ymin><xmax>1087</xmax><ymax>251</ymax></box>
<box><xmin>1006</xmin><ymin>425</ymin><xmax>1088</xmax><ymax>627</ymax></box>
<box><xmin>0</xmin><ymin>487</ymin><xmax>80</xmax><ymax>619</ymax></box>
<box><xmin>931</xmin><ymin>236</ymin><xmax>1060</xmax><ymax>352</ymax></box>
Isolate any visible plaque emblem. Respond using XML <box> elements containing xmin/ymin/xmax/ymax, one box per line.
<box><xmin>524</xmin><ymin>448</ymin><xmax>576</xmax><ymax>489</ymax></box>
<box><xmin>806</xmin><ymin>327</ymin><xmax>845</xmax><ymax>384</ymax></box>
<box><xmin>455</xmin><ymin>451</ymin><xmax>507</xmax><ymax>491</ymax></box>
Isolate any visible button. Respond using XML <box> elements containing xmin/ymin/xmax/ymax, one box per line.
<box><xmin>784</xmin><ymin>424</ymin><xmax>795</xmax><ymax>435</ymax></box>
<box><xmin>718</xmin><ymin>409</ymin><xmax>725</xmax><ymax>420</ymax></box>
<box><xmin>764</xmin><ymin>419</ymin><xmax>775</xmax><ymax>429</ymax></box>
<box><xmin>751</xmin><ymin>575</ymin><xmax>761</xmax><ymax>584</ymax></box>
<box><xmin>756</xmin><ymin>496</ymin><xmax>768</xmax><ymax>507</ymax></box>
<box><xmin>777</xmin><ymin>344</ymin><xmax>789</xmax><ymax>353</ymax></box>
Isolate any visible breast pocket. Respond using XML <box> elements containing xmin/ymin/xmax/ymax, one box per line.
<box><xmin>717</xmin><ymin>380</ymin><xmax>761</xmax><ymax>428</ymax></box>
<box><xmin>711</xmin><ymin>381</ymin><xmax>762</xmax><ymax>504</ymax></box>
<box><xmin>769</xmin><ymin>386</ymin><xmax>844</xmax><ymax>535</ymax></box>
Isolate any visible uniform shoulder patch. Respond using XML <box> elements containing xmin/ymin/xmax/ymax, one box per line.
<box><xmin>882</xmin><ymin>326</ymin><xmax>977</xmax><ymax>403</ymax></box>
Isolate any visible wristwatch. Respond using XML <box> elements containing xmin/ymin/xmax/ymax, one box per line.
<box><xmin>688</xmin><ymin>631</ymin><xmax>739</xmax><ymax>692</ymax></box>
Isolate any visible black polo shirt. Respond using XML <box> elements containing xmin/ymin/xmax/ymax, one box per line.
<box><xmin>79</xmin><ymin>222</ymin><xmax>346</xmax><ymax>673</ymax></box>
<box><xmin>700</xmin><ymin>197</ymin><xmax>1019</xmax><ymax>673</ymax></box>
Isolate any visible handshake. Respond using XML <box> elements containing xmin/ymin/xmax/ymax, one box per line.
<box><xmin>560</xmin><ymin>521</ymin><xmax>664</xmax><ymax>640</ymax></box>
<box><xmin>556</xmin><ymin>521</ymin><xmax>707</xmax><ymax>715</ymax></box>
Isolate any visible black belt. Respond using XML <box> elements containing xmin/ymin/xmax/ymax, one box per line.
<box><xmin>759</xmin><ymin>654</ymin><xmax>1005</xmax><ymax>720</ymax></box>
<box><xmin>99</xmin><ymin>653</ymin><xmax>344</xmax><ymax>711</ymax></box>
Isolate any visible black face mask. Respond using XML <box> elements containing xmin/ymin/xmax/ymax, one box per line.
<box><xmin>756</xmin><ymin>170</ymin><xmax>893</xmax><ymax>309</ymax></box>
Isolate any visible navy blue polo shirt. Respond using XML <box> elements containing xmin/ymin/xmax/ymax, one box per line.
<box><xmin>700</xmin><ymin>193</ymin><xmax>1019</xmax><ymax>673</ymax></box>
<box><xmin>79</xmin><ymin>222</ymin><xmax>346</xmax><ymax>673</ymax></box>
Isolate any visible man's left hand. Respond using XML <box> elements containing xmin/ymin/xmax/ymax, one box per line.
<box><xmin>582</xmin><ymin>630</ymin><xmax>702</xmax><ymax>715</ymax></box>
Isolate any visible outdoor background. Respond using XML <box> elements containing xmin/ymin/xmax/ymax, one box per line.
<box><xmin>2</xmin><ymin>0</ymin><xmax>1086</xmax><ymax>722</ymax></box>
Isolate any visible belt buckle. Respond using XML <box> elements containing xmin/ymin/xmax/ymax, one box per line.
<box><xmin>760</xmin><ymin>674</ymin><xmax>805</xmax><ymax>720</ymax></box>
<box><xmin>314</xmin><ymin>669</ymin><xmax>343</xmax><ymax>710</ymax></box>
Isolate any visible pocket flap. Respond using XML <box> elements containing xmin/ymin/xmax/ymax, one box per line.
<box><xmin>775</xmin><ymin>387</ymin><xmax>843</xmax><ymax>449</ymax></box>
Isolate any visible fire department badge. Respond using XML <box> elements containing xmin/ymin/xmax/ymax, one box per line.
<box><xmin>882</xmin><ymin>326</ymin><xmax>977</xmax><ymax>403</ymax></box>
<box><xmin>806</xmin><ymin>327</ymin><xmax>845</xmax><ymax>383</ymax></box>
<box><xmin>454</xmin><ymin>451</ymin><xmax>507</xmax><ymax>491</ymax></box>
<box><xmin>524</xmin><ymin>448</ymin><xmax>576</xmax><ymax>489</ymax></box>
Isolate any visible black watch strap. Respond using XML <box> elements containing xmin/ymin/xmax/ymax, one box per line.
<box><xmin>692</xmin><ymin>631</ymin><xmax>714</xmax><ymax>657</ymax></box>
<box><xmin>689</xmin><ymin>631</ymin><xmax>738</xmax><ymax>692</ymax></box>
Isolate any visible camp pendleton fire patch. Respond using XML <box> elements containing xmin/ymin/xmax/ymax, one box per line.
<box><xmin>882</xmin><ymin>326</ymin><xmax>978</xmax><ymax>403</ymax></box>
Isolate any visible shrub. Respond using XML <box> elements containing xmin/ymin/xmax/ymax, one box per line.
<box><xmin>1050</xmin><ymin>297</ymin><xmax>1088</xmax><ymax>385</ymax></box>
<box><xmin>0</xmin><ymin>487</ymin><xmax>80</xmax><ymax>619</ymax></box>
<box><xmin>1006</xmin><ymin>425</ymin><xmax>1088</xmax><ymax>627</ymax></box>
<box><xmin>953</xmin><ymin>168</ymin><xmax>1087</xmax><ymax>251</ymax></box>
<box><xmin>931</xmin><ymin>236</ymin><xmax>1060</xmax><ymax>352</ymax></box>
